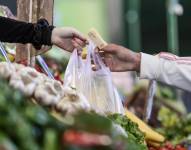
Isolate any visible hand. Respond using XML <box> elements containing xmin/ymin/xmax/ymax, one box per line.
<box><xmin>51</xmin><ymin>27</ymin><xmax>88</xmax><ymax>52</ymax></box>
<box><xmin>100</xmin><ymin>44</ymin><xmax>141</xmax><ymax>72</ymax></box>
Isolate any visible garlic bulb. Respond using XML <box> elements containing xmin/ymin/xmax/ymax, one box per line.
<box><xmin>9</xmin><ymin>67</ymin><xmax>44</xmax><ymax>96</ymax></box>
<box><xmin>34</xmin><ymin>79</ymin><xmax>64</xmax><ymax>106</ymax></box>
<box><xmin>12</xmin><ymin>63</ymin><xmax>25</xmax><ymax>72</ymax></box>
<box><xmin>0</xmin><ymin>62</ymin><xmax>15</xmax><ymax>79</ymax></box>
<box><xmin>56</xmin><ymin>86</ymin><xmax>91</xmax><ymax>115</ymax></box>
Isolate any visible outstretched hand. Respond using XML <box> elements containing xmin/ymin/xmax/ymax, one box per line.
<box><xmin>100</xmin><ymin>44</ymin><xmax>141</xmax><ymax>72</ymax></box>
<box><xmin>51</xmin><ymin>27</ymin><xmax>88</xmax><ymax>52</ymax></box>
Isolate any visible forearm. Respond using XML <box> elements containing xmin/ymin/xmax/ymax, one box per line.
<box><xmin>0</xmin><ymin>16</ymin><xmax>54</xmax><ymax>49</ymax></box>
<box><xmin>139</xmin><ymin>52</ymin><xmax>191</xmax><ymax>92</ymax></box>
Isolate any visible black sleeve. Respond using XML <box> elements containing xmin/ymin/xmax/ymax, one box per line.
<box><xmin>0</xmin><ymin>16</ymin><xmax>54</xmax><ymax>49</ymax></box>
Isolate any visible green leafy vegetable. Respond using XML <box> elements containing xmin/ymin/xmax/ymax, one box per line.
<box><xmin>108</xmin><ymin>114</ymin><xmax>146</xmax><ymax>148</ymax></box>
<box><xmin>0</xmin><ymin>78</ymin><xmax>148</xmax><ymax>150</ymax></box>
<box><xmin>158</xmin><ymin>107</ymin><xmax>191</xmax><ymax>146</ymax></box>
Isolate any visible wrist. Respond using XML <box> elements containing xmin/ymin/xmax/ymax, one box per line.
<box><xmin>133</xmin><ymin>52</ymin><xmax>141</xmax><ymax>72</ymax></box>
<box><xmin>51</xmin><ymin>28</ymin><xmax>56</xmax><ymax>45</ymax></box>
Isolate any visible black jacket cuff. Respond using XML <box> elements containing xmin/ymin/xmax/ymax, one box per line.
<box><xmin>33</xmin><ymin>18</ymin><xmax>55</xmax><ymax>50</ymax></box>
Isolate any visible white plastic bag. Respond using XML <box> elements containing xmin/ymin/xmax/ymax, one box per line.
<box><xmin>64</xmin><ymin>49</ymin><xmax>85</xmax><ymax>91</ymax></box>
<box><xmin>64</xmin><ymin>42</ymin><xmax>124</xmax><ymax>114</ymax></box>
<box><xmin>85</xmin><ymin>43</ymin><xmax>124</xmax><ymax>114</ymax></box>
<box><xmin>144</xmin><ymin>80</ymin><xmax>157</xmax><ymax>121</ymax></box>
<box><xmin>63</xmin><ymin>49</ymin><xmax>91</xmax><ymax>114</ymax></box>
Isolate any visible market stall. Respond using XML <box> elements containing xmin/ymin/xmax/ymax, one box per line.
<box><xmin>0</xmin><ymin>1</ymin><xmax>190</xmax><ymax>150</ymax></box>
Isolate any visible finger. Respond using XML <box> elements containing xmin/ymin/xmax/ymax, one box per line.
<box><xmin>73</xmin><ymin>38</ymin><xmax>86</xmax><ymax>47</ymax></box>
<box><xmin>76</xmin><ymin>47</ymin><xmax>83</xmax><ymax>53</ymax></box>
<box><xmin>101</xmin><ymin>45</ymin><xmax>110</xmax><ymax>52</ymax></box>
<box><xmin>94</xmin><ymin>47</ymin><xmax>99</xmax><ymax>53</ymax></box>
<box><xmin>72</xmin><ymin>29</ymin><xmax>88</xmax><ymax>42</ymax></box>
<box><xmin>98</xmin><ymin>51</ymin><xmax>105</xmax><ymax>57</ymax></box>
<box><xmin>72</xmin><ymin>40</ymin><xmax>83</xmax><ymax>52</ymax></box>
<box><xmin>101</xmin><ymin>57</ymin><xmax>106</xmax><ymax>64</ymax></box>
<box><xmin>94</xmin><ymin>47</ymin><xmax>105</xmax><ymax>57</ymax></box>
<box><xmin>77</xmin><ymin>50</ymin><xmax>82</xmax><ymax>56</ymax></box>
<box><xmin>92</xmin><ymin>64</ymin><xmax>97</xmax><ymax>71</ymax></box>
<box><xmin>72</xmin><ymin>39</ymin><xmax>83</xmax><ymax>55</ymax></box>
<box><xmin>92</xmin><ymin>64</ymin><xmax>100</xmax><ymax>71</ymax></box>
<box><xmin>101</xmin><ymin>44</ymin><xmax>116</xmax><ymax>53</ymax></box>
<box><xmin>72</xmin><ymin>40</ymin><xmax>79</xmax><ymax>49</ymax></box>
<box><xmin>72</xmin><ymin>39</ymin><xmax>80</xmax><ymax>47</ymax></box>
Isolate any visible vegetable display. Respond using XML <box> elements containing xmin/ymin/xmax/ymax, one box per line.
<box><xmin>108</xmin><ymin>113</ymin><xmax>145</xmax><ymax>145</ymax></box>
<box><xmin>125</xmin><ymin>109</ymin><xmax>165</xmax><ymax>143</ymax></box>
<box><xmin>157</xmin><ymin>107</ymin><xmax>191</xmax><ymax>148</ymax></box>
<box><xmin>0</xmin><ymin>77</ymin><xmax>64</xmax><ymax>150</ymax></box>
<box><xmin>0</xmin><ymin>76</ymin><xmax>149</xmax><ymax>150</ymax></box>
<box><xmin>148</xmin><ymin>142</ymin><xmax>187</xmax><ymax>150</ymax></box>
<box><xmin>0</xmin><ymin>62</ymin><xmax>91</xmax><ymax>116</ymax></box>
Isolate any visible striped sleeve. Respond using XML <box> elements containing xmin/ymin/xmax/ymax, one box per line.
<box><xmin>140</xmin><ymin>52</ymin><xmax>191</xmax><ymax>92</ymax></box>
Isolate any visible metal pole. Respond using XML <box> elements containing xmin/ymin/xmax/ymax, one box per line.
<box><xmin>166</xmin><ymin>0</ymin><xmax>180</xmax><ymax>55</ymax></box>
<box><xmin>126</xmin><ymin>0</ymin><xmax>141</xmax><ymax>51</ymax></box>
<box><xmin>166</xmin><ymin>0</ymin><xmax>184</xmax><ymax>100</ymax></box>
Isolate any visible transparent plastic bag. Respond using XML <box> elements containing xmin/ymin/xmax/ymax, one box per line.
<box><xmin>62</xmin><ymin>49</ymin><xmax>91</xmax><ymax>114</ymax></box>
<box><xmin>85</xmin><ymin>42</ymin><xmax>124</xmax><ymax>114</ymax></box>
<box><xmin>64</xmin><ymin>49</ymin><xmax>85</xmax><ymax>90</ymax></box>
<box><xmin>64</xmin><ymin>42</ymin><xmax>124</xmax><ymax>114</ymax></box>
<box><xmin>144</xmin><ymin>80</ymin><xmax>157</xmax><ymax>121</ymax></box>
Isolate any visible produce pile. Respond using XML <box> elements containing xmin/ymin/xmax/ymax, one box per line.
<box><xmin>0</xmin><ymin>62</ymin><xmax>90</xmax><ymax>116</ymax></box>
<box><xmin>0</xmin><ymin>77</ymin><xmax>64</xmax><ymax>150</ymax></box>
<box><xmin>148</xmin><ymin>142</ymin><xmax>187</xmax><ymax>150</ymax></box>
<box><xmin>0</xmin><ymin>77</ymin><xmax>149</xmax><ymax>150</ymax></box>
<box><xmin>126</xmin><ymin>85</ymin><xmax>189</xmax><ymax>149</ymax></box>
<box><xmin>0</xmin><ymin>59</ymin><xmax>169</xmax><ymax>150</ymax></box>
<box><xmin>108</xmin><ymin>114</ymin><xmax>145</xmax><ymax>145</ymax></box>
<box><xmin>157</xmin><ymin>107</ymin><xmax>191</xmax><ymax>149</ymax></box>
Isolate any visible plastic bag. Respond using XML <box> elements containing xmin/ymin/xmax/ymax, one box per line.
<box><xmin>64</xmin><ymin>49</ymin><xmax>85</xmax><ymax>90</ymax></box>
<box><xmin>64</xmin><ymin>42</ymin><xmax>124</xmax><ymax>114</ymax></box>
<box><xmin>144</xmin><ymin>80</ymin><xmax>157</xmax><ymax>121</ymax></box>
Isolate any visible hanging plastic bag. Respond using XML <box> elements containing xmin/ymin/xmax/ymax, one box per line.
<box><xmin>85</xmin><ymin>42</ymin><xmax>124</xmax><ymax>114</ymax></box>
<box><xmin>64</xmin><ymin>42</ymin><xmax>124</xmax><ymax>114</ymax></box>
<box><xmin>64</xmin><ymin>49</ymin><xmax>85</xmax><ymax>91</ymax></box>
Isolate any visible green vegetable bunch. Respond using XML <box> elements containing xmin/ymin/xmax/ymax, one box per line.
<box><xmin>0</xmin><ymin>78</ymin><xmax>64</xmax><ymax>150</ymax></box>
<box><xmin>0</xmin><ymin>77</ymin><xmax>148</xmax><ymax>150</ymax></box>
<box><xmin>158</xmin><ymin>107</ymin><xmax>191</xmax><ymax>146</ymax></box>
<box><xmin>108</xmin><ymin>114</ymin><xmax>146</xmax><ymax>147</ymax></box>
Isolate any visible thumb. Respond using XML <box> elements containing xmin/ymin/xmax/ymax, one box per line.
<box><xmin>101</xmin><ymin>44</ymin><xmax>116</xmax><ymax>53</ymax></box>
<box><xmin>72</xmin><ymin>29</ymin><xmax>88</xmax><ymax>43</ymax></box>
<box><xmin>68</xmin><ymin>28</ymin><xmax>88</xmax><ymax>43</ymax></box>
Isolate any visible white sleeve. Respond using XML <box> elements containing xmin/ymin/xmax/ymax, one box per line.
<box><xmin>140</xmin><ymin>52</ymin><xmax>191</xmax><ymax>92</ymax></box>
